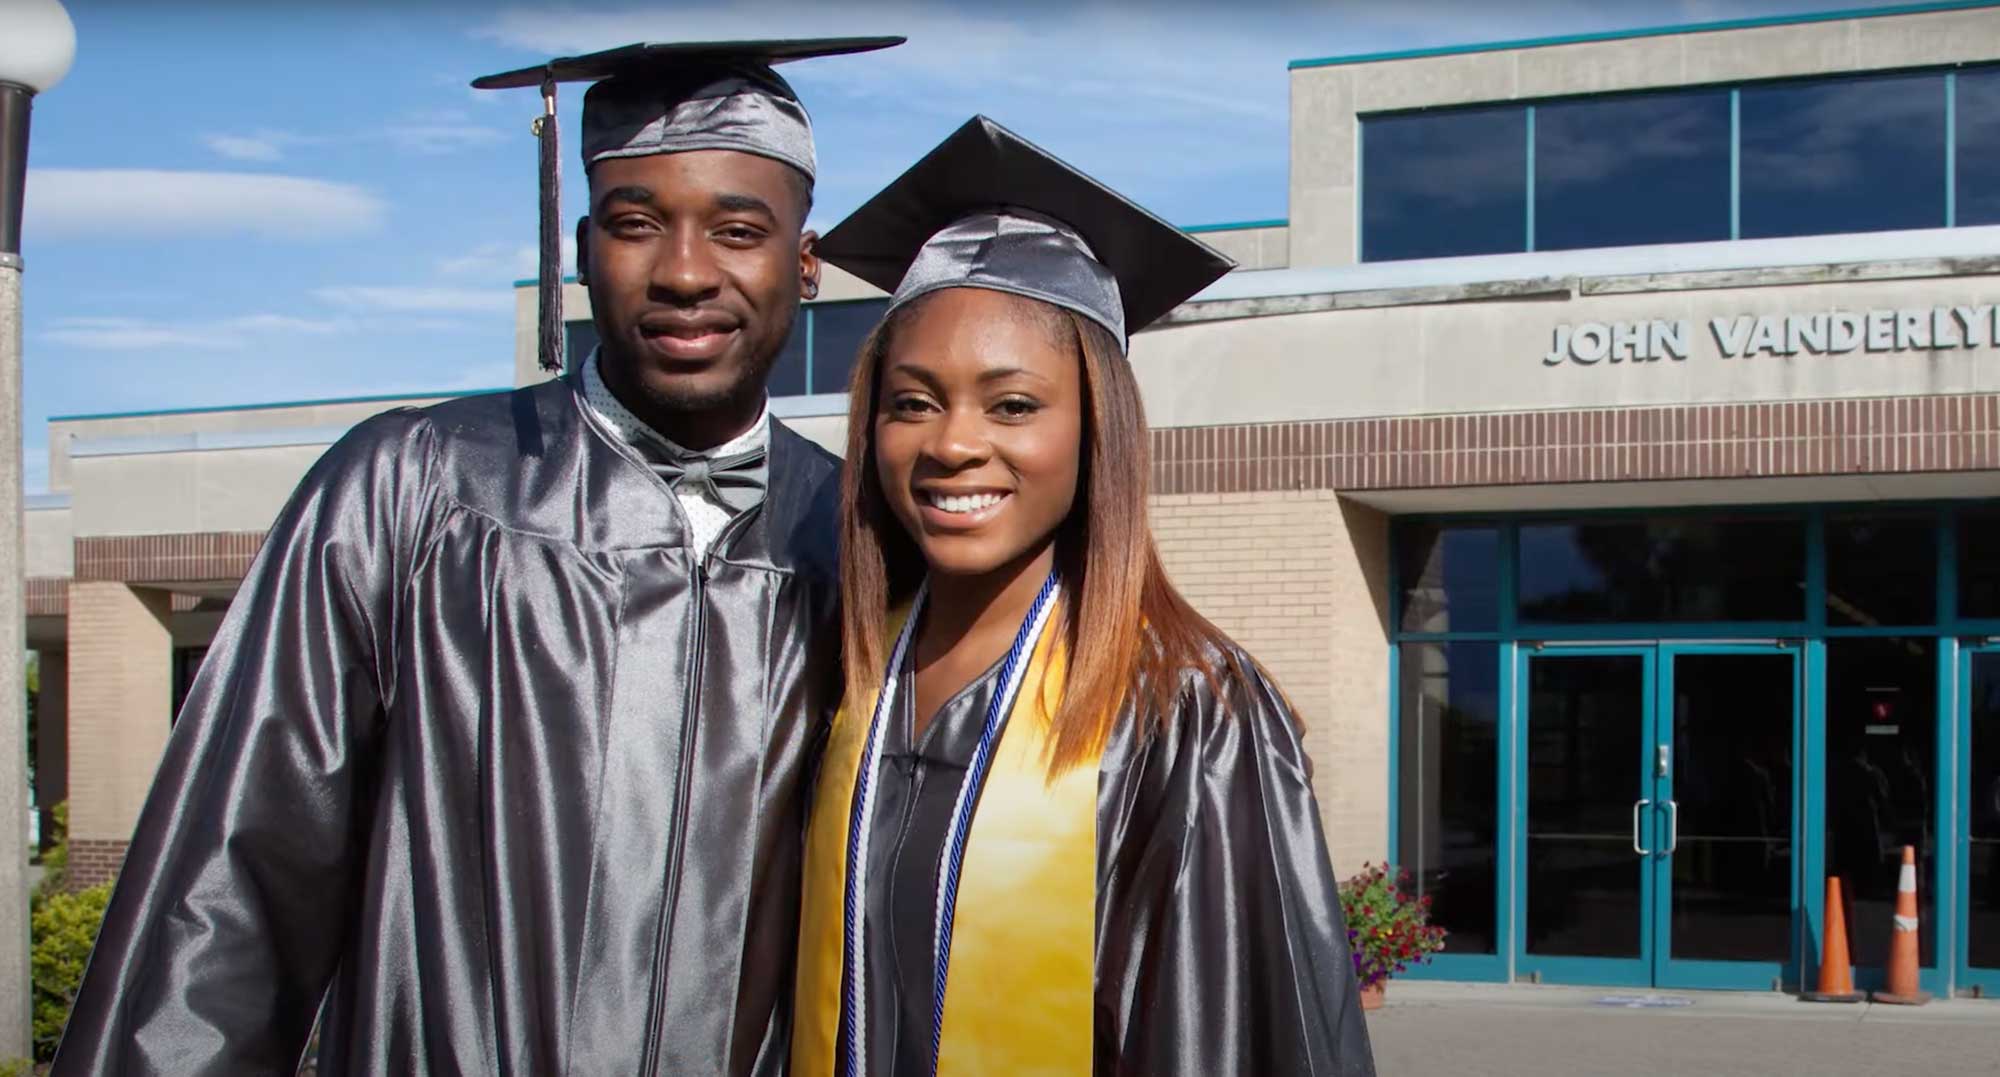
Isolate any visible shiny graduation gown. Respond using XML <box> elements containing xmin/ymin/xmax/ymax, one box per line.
<box><xmin>840</xmin><ymin>641</ymin><xmax>1376</xmax><ymax>1076</ymax></box>
<box><xmin>52</xmin><ymin>375</ymin><xmax>843</xmax><ymax>1076</ymax></box>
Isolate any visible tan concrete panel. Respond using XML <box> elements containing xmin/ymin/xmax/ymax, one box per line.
<box><xmin>815</xmin><ymin>264</ymin><xmax>888</xmax><ymax>303</ymax></box>
<box><xmin>1136</xmin><ymin>273</ymin><xmax>2000</xmax><ymax>427</ymax></box>
<box><xmin>1131</xmin><ymin>304</ymin><xmax>1426</xmax><ymax>428</ymax></box>
<box><xmin>194</xmin><ymin>445</ymin><xmax>340</xmax><ymax>534</ymax></box>
<box><xmin>1855</xmin><ymin>8</ymin><xmax>2000</xmax><ymax>68</ymax></box>
<box><xmin>71</xmin><ymin>455</ymin><xmax>202</xmax><ymax>537</ymax></box>
<box><xmin>1195</xmin><ymin>227</ymin><xmax>1290</xmax><ymax>272</ymax></box>
<box><xmin>1516</xmin><ymin>36</ymin><xmax>1686</xmax><ymax>97</ymax></box>
<box><xmin>66</xmin><ymin>583</ymin><xmax>172</xmax><ymax>843</ymax></box>
<box><xmin>1348</xmin><ymin>50</ymin><xmax>1519</xmax><ymax>113</ymax></box>
<box><xmin>1680</xmin><ymin>21</ymin><xmax>1857</xmax><ymax>84</ymax></box>
<box><xmin>1289</xmin><ymin>67</ymin><xmax>1357</xmax><ymax>269</ymax></box>
<box><xmin>24</xmin><ymin>508</ymin><xmax>72</xmax><ymax>577</ymax></box>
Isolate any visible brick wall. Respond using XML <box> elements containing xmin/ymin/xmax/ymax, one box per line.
<box><xmin>66</xmin><ymin>583</ymin><xmax>173</xmax><ymax>847</ymax></box>
<box><xmin>66</xmin><ymin>839</ymin><xmax>128</xmax><ymax>891</ymax></box>
<box><xmin>1150</xmin><ymin>391</ymin><xmax>2000</xmax><ymax>495</ymax></box>
<box><xmin>1150</xmin><ymin>491</ymin><xmax>1390</xmax><ymax>875</ymax></box>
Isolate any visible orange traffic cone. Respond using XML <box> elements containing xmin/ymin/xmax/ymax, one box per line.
<box><xmin>1801</xmin><ymin>876</ymin><xmax>1864</xmax><ymax>1002</ymax></box>
<box><xmin>1872</xmin><ymin>846</ymin><xmax>1931</xmax><ymax>1005</ymax></box>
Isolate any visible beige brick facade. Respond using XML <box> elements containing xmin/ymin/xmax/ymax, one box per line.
<box><xmin>65</xmin><ymin>584</ymin><xmax>173</xmax><ymax>870</ymax></box>
<box><xmin>1150</xmin><ymin>491</ymin><xmax>1391</xmax><ymax>876</ymax></box>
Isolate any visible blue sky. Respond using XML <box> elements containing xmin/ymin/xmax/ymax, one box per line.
<box><xmin>19</xmin><ymin>0</ymin><xmax>1896</xmax><ymax>491</ymax></box>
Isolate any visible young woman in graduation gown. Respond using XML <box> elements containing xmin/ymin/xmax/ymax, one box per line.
<box><xmin>792</xmin><ymin>116</ymin><xmax>1377</xmax><ymax>1077</ymax></box>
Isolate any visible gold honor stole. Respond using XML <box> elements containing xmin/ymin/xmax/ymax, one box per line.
<box><xmin>793</xmin><ymin>604</ymin><xmax>1103</xmax><ymax>1076</ymax></box>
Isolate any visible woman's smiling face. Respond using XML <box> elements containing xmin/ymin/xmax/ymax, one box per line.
<box><xmin>872</xmin><ymin>288</ymin><xmax>1084</xmax><ymax>582</ymax></box>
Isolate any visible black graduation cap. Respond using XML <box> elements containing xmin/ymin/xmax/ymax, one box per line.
<box><xmin>472</xmin><ymin>37</ymin><xmax>904</xmax><ymax>373</ymax></box>
<box><xmin>816</xmin><ymin>115</ymin><xmax>1234</xmax><ymax>352</ymax></box>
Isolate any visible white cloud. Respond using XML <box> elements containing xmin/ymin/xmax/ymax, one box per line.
<box><xmin>380</xmin><ymin>122</ymin><xmax>508</xmax><ymax>154</ymax></box>
<box><xmin>25</xmin><ymin>170</ymin><xmax>386</xmax><ymax>240</ymax></box>
<box><xmin>436</xmin><ymin>237</ymin><xmax>575</xmax><ymax>280</ymax></box>
<box><xmin>314</xmin><ymin>285</ymin><xmax>514</xmax><ymax>314</ymax></box>
<box><xmin>41</xmin><ymin>314</ymin><xmax>349</xmax><ymax>352</ymax></box>
<box><xmin>200</xmin><ymin>132</ymin><xmax>305</xmax><ymax>162</ymax></box>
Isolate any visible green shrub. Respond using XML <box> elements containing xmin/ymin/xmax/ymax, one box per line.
<box><xmin>31</xmin><ymin>883</ymin><xmax>109</xmax><ymax>1061</ymax></box>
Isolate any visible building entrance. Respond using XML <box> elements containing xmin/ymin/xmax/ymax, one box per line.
<box><xmin>1520</xmin><ymin>644</ymin><xmax>1799</xmax><ymax>990</ymax></box>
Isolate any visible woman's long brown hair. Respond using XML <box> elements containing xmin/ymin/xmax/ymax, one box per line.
<box><xmin>839</xmin><ymin>292</ymin><xmax>1239</xmax><ymax>772</ymax></box>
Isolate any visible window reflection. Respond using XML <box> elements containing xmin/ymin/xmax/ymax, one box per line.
<box><xmin>1957</xmin><ymin>66</ymin><xmax>2000</xmax><ymax>227</ymax></box>
<box><xmin>1826</xmin><ymin>513</ymin><xmax>1936</xmax><ymax>627</ymax></box>
<box><xmin>1397</xmin><ymin>524</ymin><xmax>1500</xmax><ymax>633</ymax></box>
<box><xmin>1362</xmin><ymin>105</ymin><xmax>1528</xmax><ymax>262</ymax></box>
<box><xmin>1825</xmin><ymin>638</ymin><xmax>1937</xmax><ymax>972</ymax></box>
<box><xmin>809</xmin><ymin>299</ymin><xmax>890</xmax><ymax>395</ymax></box>
<box><xmin>1740</xmin><ymin>71</ymin><xmax>1947</xmax><ymax>239</ymax></box>
<box><xmin>1535</xmin><ymin>90</ymin><xmax>1731</xmax><ymax>251</ymax></box>
<box><xmin>1518</xmin><ymin>516</ymin><xmax>1805</xmax><ymax>624</ymax></box>
<box><xmin>1398</xmin><ymin>641</ymin><xmax>1499</xmax><ymax>955</ymax></box>
<box><xmin>564</xmin><ymin>320</ymin><xmax>601</xmax><ymax>372</ymax></box>
<box><xmin>1962</xmin><ymin>506</ymin><xmax>2000</xmax><ymax>620</ymax></box>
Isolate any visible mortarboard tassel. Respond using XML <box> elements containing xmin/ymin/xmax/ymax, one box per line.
<box><xmin>534</xmin><ymin>71</ymin><xmax>565</xmax><ymax>375</ymax></box>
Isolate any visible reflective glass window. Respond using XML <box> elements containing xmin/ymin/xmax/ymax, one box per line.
<box><xmin>1397</xmin><ymin>524</ymin><xmax>1500</xmax><ymax>633</ymax></box>
<box><xmin>1962</xmin><ymin>505</ymin><xmax>2000</xmax><ymax>620</ymax></box>
<box><xmin>1397</xmin><ymin>641</ymin><xmax>1500</xmax><ymax>955</ymax></box>
<box><xmin>1740</xmin><ymin>71</ymin><xmax>1947</xmax><ymax>239</ymax></box>
<box><xmin>1961</xmin><ymin>66</ymin><xmax>2000</xmax><ymax>227</ymax></box>
<box><xmin>1518</xmin><ymin>515</ymin><xmax>1805</xmax><ymax>623</ymax></box>
<box><xmin>809</xmin><ymin>299</ymin><xmax>890</xmax><ymax>395</ymax></box>
<box><xmin>1826</xmin><ymin>513</ymin><xmax>1937</xmax><ymax>627</ymax></box>
<box><xmin>1362</xmin><ymin>105</ymin><xmax>1528</xmax><ymax>262</ymax></box>
<box><xmin>1534</xmin><ymin>89</ymin><xmax>1731</xmax><ymax>251</ymax></box>
<box><xmin>768</xmin><ymin>315</ymin><xmax>809</xmax><ymax>397</ymax></box>
<box><xmin>1825</xmin><ymin>637</ymin><xmax>1937</xmax><ymax>971</ymax></box>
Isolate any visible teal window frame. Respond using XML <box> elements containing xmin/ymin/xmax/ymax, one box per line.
<box><xmin>1388</xmin><ymin>499</ymin><xmax>2000</xmax><ymax>992</ymax></box>
<box><xmin>1355</xmin><ymin>62</ymin><xmax>1996</xmax><ymax>262</ymax></box>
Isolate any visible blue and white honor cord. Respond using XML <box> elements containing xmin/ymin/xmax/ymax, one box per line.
<box><xmin>837</xmin><ymin>573</ymin><xmax>1063</xmax><ymax>1077</ymax></box>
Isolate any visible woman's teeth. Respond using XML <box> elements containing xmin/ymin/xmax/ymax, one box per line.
<box><xmin>927</xmin><ymin>491</ymin><xmax>1007</xmax><ymax>514</ymax></box>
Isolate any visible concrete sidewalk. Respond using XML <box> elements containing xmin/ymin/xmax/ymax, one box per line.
<box><xmin>1365</xmin><ymin>982</ymin><xmax>2000</xmax><ymax>1076</ymax></box>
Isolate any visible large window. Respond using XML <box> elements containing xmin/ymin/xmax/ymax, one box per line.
<box><xmin>1739</xmin><ymin>71</ymin><xmax>1946</xmax><ymax>239</ymax></box>
<box><xmin>1359</xmin><ymin>64</ymin><xmax>1994</xmax><ymax>262</ymax></box>
<box><xmin>1398</xmin><ymin>641</ymin><xmax>1500</xmax><ymax>955</ymax></box>
<box><xmin>1534</xmin><ymin>90</ymin><xmax>1731</xmax><ymax>251</ymax></box>
<box><xmin>1962</xmin><ymin>67</ymin><xmax>2000</xmax><ymax>231</ymax></box>
<box><xmin>1517</xmin><ymin>515</ymin><xmax>1805</xmax><ymax>624</ymax></box>
<box><xmin>1362</xmin><ymin>105</ymin><xmax>1527</xmax><ymax>262</ymax></box>
<box><xmin>1397</xmin><ymin>523</ymin><xmax>1500</xmax><ymax>634</ymax></box>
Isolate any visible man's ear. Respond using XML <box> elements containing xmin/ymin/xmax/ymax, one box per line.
<box><xmin>574</xmin><ymin>216</ymin><xmax>591</xmax><ymax>287</ymax></box>
<box><xmin>800</xmin><ymin>229</ymin><xmax>821</xmax><ymax>300</ymax></box>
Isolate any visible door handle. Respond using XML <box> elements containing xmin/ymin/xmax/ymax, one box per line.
<box><xmin>1663</xmin><ymin>799</ymin><xmax>1679</xmax><ymax>855</ymax></box>
<box><xmin>1633</xmin><ymin>798</ymin><xmax>1652</xmax><ymax>855</ymax></box>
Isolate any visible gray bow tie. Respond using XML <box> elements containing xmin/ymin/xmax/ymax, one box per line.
<box><xmin>648</xmin><ymin>443</ymin><xmax>768</xmax><ymax>514</ymax></box>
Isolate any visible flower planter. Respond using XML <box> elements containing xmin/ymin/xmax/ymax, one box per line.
<box><xmin>1360</xmin><ymin>983</ymin><xmax>1385</xmax><ymax>1011</ymax></box>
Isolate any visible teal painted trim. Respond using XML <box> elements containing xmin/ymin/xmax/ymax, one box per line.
<box><xmin>1402</xmin><ymin>952</ymin><xmax>1508</xmax><ymax>981</ymax></box>
<box><xmin>1936</xmin><ymin>632</ymin><xmax>1960</xmax><ymax>997</ymax></box>
<box><xmin>1525</xmin><ymin>107</ymin><xmax>1538</xmax><ymax>253</ymax></box>
<box><xmin>1729</xmin><ymin>90</ymin><xmax>1742</xmax><ymax>241</ymax></box>
<box><xmin>1802</xmin><ymin>638</ymin><xmax>1828</xmax><ymax>988</ymax></box>
<box><xmin>1960</xmin><ymin>644</ymin><xmax>2000</xmax><ymax>988</ymax></box>
<box><xmin>513</xmin><ymin>274</ymin><xmax>581</xmax><ymax>288</ymax></box>
<box><xmin>49</xmin><ymin>387</ymin><xmax>511</xmax><ymax>423</ymax></box>
<box><xmin>1287</xmin><ymin>1</ymin><xmax>2000</xmax><ymax>70</ymax></box>
<box><xmin>1947</xmin><ymin>72</ymin><xmax>1959</xmax><ymax>228</ymax></box>
<box><xmin>1181</xmin><ymin>218</ymin><xmax>1288</xmax><ymax>234</ymax></box>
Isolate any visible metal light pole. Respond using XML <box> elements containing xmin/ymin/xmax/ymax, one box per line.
<box><xmin>0</xmin><ymin>0</ymin><xmax>75</xmax><ymax>1059</ymax></box>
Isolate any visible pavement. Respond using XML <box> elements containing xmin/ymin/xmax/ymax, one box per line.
<box><xmin>1364</xmin><ymin>982</ymin><xmax>2000</xmax><ymax>1076</ymax></box>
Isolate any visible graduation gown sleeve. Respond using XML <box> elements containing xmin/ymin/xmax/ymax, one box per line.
<box><xmin>1095</xmin><ymin>659</ymin><xmax>1377</xmax><ymax>1077</ymax></box>
<box><xmin>54</xmin><ymin>410</ymin><xmax>435</xmax><ymax>1076</ymax></box>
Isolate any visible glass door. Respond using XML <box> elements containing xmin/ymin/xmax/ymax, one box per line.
<box><xmin>1519</xmin><ymin>644</ymin><xmax>1800</xmax><ymax>988</ymax></box>
<box><xmin>1962</xmin><ymin>645</ymin><xmax>2000</xmax><ymax>994</ymax></box>
<box><xmin>1655</xmin><ymin>645</ymin><xmax>1800</xmax><ymax>990</ymax></box>
<box><xmin>1520</xmin><ymin>648</ymin><xmax>1656</xmax><ymax>986</ymax></box>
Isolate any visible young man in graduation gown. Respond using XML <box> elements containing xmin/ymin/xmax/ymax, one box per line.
<box><xmin>52</xmin><ymin>38</ymin><xmax>898</xmax><ymax>1077</ymax></box>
